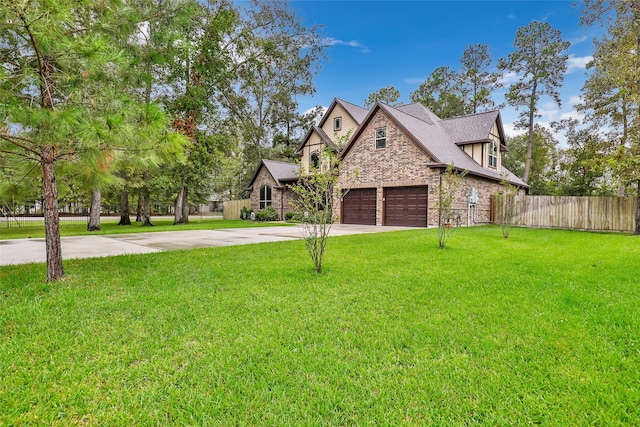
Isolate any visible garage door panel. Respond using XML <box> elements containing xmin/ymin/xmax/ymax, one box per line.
<box><xmin>342</xmin><ymin>188</ymin><xmax>376</xmax><ymax>225</ymax></box>
<box><xmin>384</xmin><ymin>186</ymin><xmax>428</xmax><ymax>227</ymax></box>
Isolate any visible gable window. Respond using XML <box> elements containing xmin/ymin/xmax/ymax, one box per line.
<box><xmin>375</xmin><ymin>127</ymin><xmax>387</xmax><ymax>149</ymax></box>
<box><xmin>259</xmin><ymin>185</ymin><xmax>272</xmax><ymax>209</ymax></box>
<box><xmin>334</xmin><ymin>116</ymin><xmax>342</xmax><ymax>131</ymax></box>
<box><xmin>310</xmin><ymin>151</ymin><xmax>320</xmax><ymax>169</ymax></box>
<box><xmin>488</xmin><ymin>140</ymin><xmax>498</xmax><ymax>168</ymax></box>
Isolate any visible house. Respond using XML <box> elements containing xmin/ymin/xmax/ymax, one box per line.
<box><xmin>247</xmin><ymin>98</ymin><xmax>528</xmax><ymax>225</ymax></box>
<box><xmin>247</xmin><ymin>159</ymin><xmax>299</xmax><ymax>220</ymax></box>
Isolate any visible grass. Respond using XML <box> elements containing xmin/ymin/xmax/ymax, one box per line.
<box><xmin>0</xmin><ymin>217</ymin><xmax>289</xmax><ymax>240</ymax></box>
<box><xmin>1</xmin><ymin>226</ymin><xmax>639</xmax><ymax>425</ymax></box>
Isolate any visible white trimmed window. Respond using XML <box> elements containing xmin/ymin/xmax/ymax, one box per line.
<box><xmin>375</xmin><ymin>127</ymin><xmax>387</xmax><ymax>149</ymax></box>
<box><xmin>488</xmin><ymin>140</ymin><xmax>498</xmax><ymax>168</ymax></box>
<box><xmin>259</xmin><ymin>185</ymin><xmax>272</xmax><ymax>209</ymax></box>
<box><xmin>334</xmin><ymin>116</ymin><xmax>342</xmax><ymax>131</ymax></box>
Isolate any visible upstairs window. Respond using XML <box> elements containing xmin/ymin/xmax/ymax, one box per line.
<box><xmin>310</xmin><ymin>151</ymin><xmax>320</xmax><ymax>169</ymax></box>
<box><xmin>488</xmin><ymin>140</ymin><xmax>498</xmax><ymax>168</ymax></box>
<box><xmin>375</xmin><ymin>127</ymin><xmax>386</xmax><ymax>149</ymax></box>
<box><xmin>334</xmin><ymin>117</ymin><xmax>342</xmax><ymax>131</ymax></box>
<box><xmin>259</xmin><ymin>185</ymin><xmax>272</xmax><ymax>209</ymax></box>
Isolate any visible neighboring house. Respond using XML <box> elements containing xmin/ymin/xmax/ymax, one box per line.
<box><xmin>247</xmin><ymin>159</ymin><xmax>299</xmax><ymax>219</ymax></box>
<box><xmin>248</xmin><ymin>98</ymin><xmax>528</xmax><ymax>225</ymax></box>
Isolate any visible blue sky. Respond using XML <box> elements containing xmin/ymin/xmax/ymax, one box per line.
<box><xmin>291</xmin><ymin>0</ymin><xmax>599</xmax><ymax>140</ymax></box>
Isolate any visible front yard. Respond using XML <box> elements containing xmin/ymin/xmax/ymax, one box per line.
<box><xmin>1</xmin><ymin>227</ymin><xmax>638</xmax><ymax>425</ymax></box>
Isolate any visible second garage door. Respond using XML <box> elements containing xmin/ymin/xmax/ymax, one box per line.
<box><xmin>384</xmin><ymin>186</ymin><xmax>428</xmax><ymax>227</ymax></box>
<box><xmin>342</xmin><ymin>188</ymin><xmax>377</xmax><ymax>225</ymax></box>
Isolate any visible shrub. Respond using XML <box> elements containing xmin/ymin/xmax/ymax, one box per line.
<box><xmin>284</xmin><ymin>211</ymin><xmax>294</xmax><ymax>221</ymax></box>
<box><xmin>255</xmin><ymin>205</ymin><xmax>279</xmax><ymax>221</ymax></box>
<box><xmin>240</xmin><ymin>206</ymin><xmax>253</xmax><ymax>220</ymax></box>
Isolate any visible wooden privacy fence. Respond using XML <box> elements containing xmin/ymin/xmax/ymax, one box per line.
<box><xmin>223</xmin><ymin>199</ymin><xmax>251</xmax><ymax>219</ymax></box>
<box><xmin>491</xmin><ymin>195</ymin><xmax>638</xmax><ymax>233</ymax></box>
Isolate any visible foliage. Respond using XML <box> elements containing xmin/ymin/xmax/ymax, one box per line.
<box><xmin>364</xmin><ymin>86</ymin><xmax>403</xmax><ymax>108</ymax></box>
<box><xmin>503</xmin><ymin>125</ymin><xmax>561</xmax><ymax>195</ymax></box>
<box><xmin>2</xmin><ymin>227</ymin><xmax>639</xmax><ymax>425</ymax></box>
<box><xmin>289</xmin><ymin>149</ymin><xmax>340</xmax><ymax>273</ymax></box>
<box><xmin>0</xmin><ymin>0</ymin><xmax>187</xmax><ymax>280</ymax></box>
<box><xmin>240</xmin><ymin>206</ymin><xmax>253</xmax><ymax>220</ymax></box>
<box><xmin>284</xmin><ymin>211</ymin><xmax>294</xmax><ymax>221</ymax></box>
<box><xmin>437</xmin><ymin>165</ymin><xmax>467</xmax><ymax>248</ymax></box>
<box><xmin>410</xmin><ymin>66</ymin><xmax>467</xmax><ymax>118</ymax></box>
<box><xmin>215</xmin><ymin>0</ymin><xmax>326</xmax><ymax>186</ymax></box>
<box><xmin>495</xmin><ymin>179</ymin><xmax>520</xmax><ymax>238</ymax></box>
<box><xmin>579</xmin><ymin>0</ymin><xmax>640</xmax><ymax>234</ymax></box>
<box><xmin>459</xmin><ymin>44</ymin><xmax>503</xmax><ymax>114</ymax></box>
<box><xmin>255</xmin><ymin>205</ymin><xmax>279</xmax><ymax>221</ymax></box>
<box><xmin>498</xmin><ymin>21</ymin><xmax>570</xmax><ymax>184</ymax></box>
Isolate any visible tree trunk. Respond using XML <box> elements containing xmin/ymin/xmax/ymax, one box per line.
<box><xmin>523</xmin><ymin>82</ymin><xmax>538</xmax><ymax>184</ymax></box>
<box><xmin>173</xmin><ymin>184</ymin><xmax>189</xmax><ymax>225</ymax></box>
<box><xmin>118</xmin><ymin>189</ymin><xmax>131</xmax><ymax>225</ymax></box>
<box><xmin>41</xmin><ymin>145</ymin><xmax>64</xmax><ymax>281</ymax></box>
<box><xmin>141</xmin><ymin>191</ymin><xmax>153</xmax><ymax>227</ymax></box>
<box><xmin>136</xmin><ymin>192</ymin><xmax>142</xmax><ymax>222</ymax></box>
<box><xmin>87</xmin><ymin>188</ymin><xmax>101</xmax><ymax>231</ymax></box>
<box><xmin>635</xmin><ymin>180</ymin><xmax>640</xmax><ymax>235</ymax></box>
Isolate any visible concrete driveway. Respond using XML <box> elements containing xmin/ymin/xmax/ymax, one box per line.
<box><xmin>0</xmin><ymin>224</ymin><xmax>416</xmax><ymax>266</ymax></box>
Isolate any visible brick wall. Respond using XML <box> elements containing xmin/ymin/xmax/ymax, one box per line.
<box><xmin>337</xmin><ymin>110</ymin><xmax>515</xmax><ymax>227</ymax></box>
<box><xmin>249</xmin><ymin>167</ymin><xmax>295</xmax><ymax>220</ymax></box>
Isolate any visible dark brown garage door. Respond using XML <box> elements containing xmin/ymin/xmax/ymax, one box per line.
<box><xmin>342</xmin><ymin>188</ymin><xmax>377</xmax><ymax>225</ymax></box>
<box><xmin>384</xmin><ymin>186</ymin><xmax>428</xmax><ymax>227</ymax></box>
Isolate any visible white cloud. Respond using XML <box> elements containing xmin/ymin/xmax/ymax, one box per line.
<box><xmin>569</xmin><ymin>35</ymin><xmax>589</xmax><ymax>45</ymax></box>
<box><xmin>537</xmin><ymin>102</ymin><xmax>560</xmax><ymax>122</ymax></box>
<box><xmin>498</xmin><ymin>71</ymin><xmax>520</xmax><ymax>85</ymax></box>
<box><xmin>566</xmin><ymin>54</ymin><xmax>593</xmax><ymax>73</ymax></box>
<box><xmin>560</xmin><ymin>111</ymin><xmax>585</xmax><ymax>122</ymax></box>
<box><xmin>502</xmin><ymin>122</ymin><xmax>525</xmax><ymax>138</ymax></box>
<box><xmin>567</xmin><ymin>95</ymin><xmax>584</xmax><ymax>107</ymax></box>
<box><xmin>322</xmin><ymin>37</ymin><xmax>370</xmax><ymax>53</ymax></box>
<box><xmin>405</xmin><ymin>77</ymin><xmax>425</xmax><ymax>85</ymax></box>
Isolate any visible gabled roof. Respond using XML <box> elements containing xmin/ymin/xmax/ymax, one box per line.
<box><xmin>296</xmin><ymin>98</ymin><xmax>368</xmax><ymax>156</ymax></box>
<box><xmin>295</xmin><ymin>125</ymin><xmax>339</xmax><ymax>158</ymax></box>
<box><xmin>340</xmin><ymin>102</ymin><xmax>527</xmax><ymax>188</ymax></box>
<box><xmin>440</xmin><ymin>110</ymin><xmax>508</xmax><ymax>150</ymax></box>
<box><xmin>246</xmin><ymin>159</ymin><xmax>299</xmax><ymax>190</ymax></box>
<box><xmin>318</xmin><ymin>98</ymin><xmax>368</xmax><ymax>129</ymax></box>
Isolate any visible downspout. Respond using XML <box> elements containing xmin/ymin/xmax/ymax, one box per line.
<box><xmin>438</xmin><ymin>171</ymin><xmax>443</xmax><ymax>227</ymax></box>
<box><xmin>280</xmin><ymin>188</ymin><xmax>284</xmax><ymax>220</ymax></box>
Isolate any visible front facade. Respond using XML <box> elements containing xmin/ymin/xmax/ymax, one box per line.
<box><xmin>248</xmin><ymin>98</ymin><xmax>527</xmax><ymax>226</ymax></box>
<box><xmin>247</xmin><ymin>160</ymin><xmax>299</xmax><ymax>220</ymax></box>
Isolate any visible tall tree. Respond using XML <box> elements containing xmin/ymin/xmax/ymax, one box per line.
<box><xmin>364</xmin><ymin>86</ymin><xmax>402</xmax><ymax>108</ymax></box>
<box><xmin>410</xmin><ymin>66</ymin><xmax>467</xmax><ymax>118</ymax></box>
<box><xmin>216</xmin><ymin>0</ymin><xmax>326</xmax><ymax>187</ymax></box>
<box><xmin>459</xmin><ymin>44</ymin><xmax>502</xmax><ymax>114</ymax></box>
<box><xmin>0</xmin><ymin>1</ymin><xmax>185</xmax><ymax>280</ymax></box>
<box><xmin>579</xmin><ymin>0</ymin><xmax>640</xmax><ymax>234</ymax></box>
<box><xmin>498</xmin><ymin>21</ymin><xmax>570</xmax><ymax>184</ymax></box>
<box><xmin>0</xmin><ymin>1</ymin><xmax>129</xmax><ymax>280</ymax></box>
<box><xmin>503</xmin><ymin>125</ymin><xmax>561</xmax><ymax>195</ymax></box>
<box><xmin>554</xmin><ymin>119</ymin><xmax>613</xmax><ymax>196</ymax></box>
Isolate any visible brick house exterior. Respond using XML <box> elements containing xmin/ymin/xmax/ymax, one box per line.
<box><xmin>247</xmin><ymin>160</ymin><xmax>299</xmax><ymax>220</ymax></box>
<box><xmin>248</xmin><ymin>98</ymin><xmax>528</xmax><ymax>227</ymax></box>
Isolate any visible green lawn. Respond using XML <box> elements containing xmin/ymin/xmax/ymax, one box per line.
<box><xmin>0</xmin><ymin>218</ymin><xmax>288</xmax><ymax>240</ymax></box>
<box><xmin>1</xmin><ymin>227</ymin><xmax>639</xmax><ymax>425</ymax></box>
